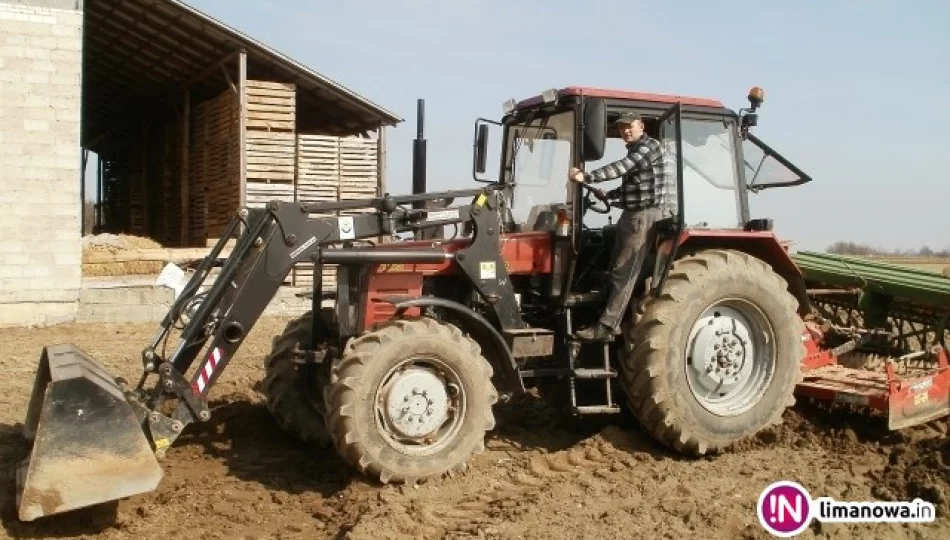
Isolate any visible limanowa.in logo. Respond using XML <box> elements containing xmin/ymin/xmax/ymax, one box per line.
<box><xmin>757</xmin><ymin>481</ymin><xmax>936</xmax><ymax>537</ymax></box>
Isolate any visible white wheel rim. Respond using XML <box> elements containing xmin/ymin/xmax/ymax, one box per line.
<box><xmin>685</xmin><ymin>299</ymin><xmax>776</xmax><ymax>416</ymax></box>
<box><xmin>374</xmin><ymin>357</ymin><xmax>466</xmax><ymax>456</ymax></box>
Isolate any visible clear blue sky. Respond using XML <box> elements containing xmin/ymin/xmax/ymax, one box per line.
<box><xmin>177</xmin><ymin>0</ymin><xmax>949</xmax><ymax>252</ymax></box>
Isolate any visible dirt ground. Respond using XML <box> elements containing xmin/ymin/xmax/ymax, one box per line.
<box><xmin>0</xmin><ymin>318</ymin><xmax>947</xmax><ymax>539</ymax></box>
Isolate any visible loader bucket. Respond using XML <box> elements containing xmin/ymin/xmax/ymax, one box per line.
<box><xmin>16</xmin><ymin>344</ymin><xmax>162</xmax><ymax>522</ymax></box>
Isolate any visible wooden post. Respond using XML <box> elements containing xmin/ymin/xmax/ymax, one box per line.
<box><xmin>377</xmin><ymin>126</ymin><xmax>387</xmax><ymax>244</ymax></box>
<box><xmin>378</xmin><ymin>126</ymin><xmax>387</xmax><ymax>196</ymax></box>
<box><xmin>162</xmin><ymin>122</ymin><xmax>169</xmax><ymax>243</ymax></box>
<box><xmin>238</xmin><ymin>50</ymin><xmax>247</xmax><ymax>210</ymax></box>
<box><xmin>142</xmin><ymin>119</ymin><xmax>150</xmax><ymax>237</ymax></box>
<box><xmin>97</xmin><ymin>156</ymin><xmax>103</xmax><ymax>231</ymax></box>
<box><xmin>126</xmin><ymin>145</ymin><xmax>133</xmax><ymax>233</ymax></box>
<box><xmin>180</xmin><ymin>90</ymin><xmax>190</xmax><ymax>246</ymax></box>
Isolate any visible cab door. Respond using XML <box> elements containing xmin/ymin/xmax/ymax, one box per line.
<box><xmin>649</xmin><ymin>102</ymin><xmax>684</xmax><ymax>294</ymax></box>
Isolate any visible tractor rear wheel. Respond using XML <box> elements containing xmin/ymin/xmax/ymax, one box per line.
<box><xmin>262</xmin><ymin>309</ymin><xmax>334</xmax><ymax>447</ymax></box>
<box><xmin>620</xmin><ymin>249</ymin><xmax>805</xmax><ymax>456</ymax></box>
<box><xmin>325</xmin><ymin>317</ymin><xmax>497</xmax><ymax>484</ymax></box>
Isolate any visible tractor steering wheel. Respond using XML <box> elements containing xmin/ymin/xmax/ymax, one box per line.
<box><xmin>582</xmin><ymin>183</ymin><xmax>611</xmax><ymax>214</ymax></box>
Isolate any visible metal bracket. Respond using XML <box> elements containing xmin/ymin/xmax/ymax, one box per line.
<box><xmin>146</xmin><ymin>411</ymin><xmax>186</xmax><ymax>458</ymax></box>
<box><xmin>291</xmin><ymin>347</ymin><xmax>333</xmax><ymax>366</ymax></box>
<box><xmin>157</xmin><ymin>362</ymin><xmax>210</xmax><ymax>422</ymax></box>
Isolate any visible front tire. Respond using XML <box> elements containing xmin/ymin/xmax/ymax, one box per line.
<box><xmin>620</xmin><ymin>249</ymin><xmax>806</xmax><ymax>455</ymax></box>
<box><xmin>325</xmin><ymin>317</ymin><xmax>498</xmax><ymax>484</ymax></box>
<box><xmin>262</xmin><ymin>310</ymin><xmax>334</xmax><ymax>447</ymax></box>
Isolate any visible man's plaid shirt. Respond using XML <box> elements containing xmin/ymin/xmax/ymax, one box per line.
<box><xmin>584</xmin><ymin>134</ymin><xmax>675</xmax><ymax>213</ymax></box>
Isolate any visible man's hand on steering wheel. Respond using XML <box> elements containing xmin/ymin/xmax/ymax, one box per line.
<box><xmin>568</xmin><ymin>167</ymin><xmax>586</xmax><ymax>184</ymax></box>
<box><xmin>569</xmin><ymin>167</ymin><xmax>611</xmax><ymax>214</ymax></box>
<box><xmin>581</xmin><ymin>183</ymin><xmax>611</xmax><ymax>214</ymax></box>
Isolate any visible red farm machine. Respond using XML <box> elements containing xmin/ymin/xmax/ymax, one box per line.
<box><xmin>15</xmin><ymin>86</ymin><xmax>950</xmax><ymax>521</ymax></box>
<box><xmin>793</xmin><ymin>251</ymin><xmax>950</xmax><ymax>429</ymax></box>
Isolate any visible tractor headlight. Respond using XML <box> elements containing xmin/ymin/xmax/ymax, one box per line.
<box><xmin>502</xmin><ymin>98</ymin><xmax>517</xmax><ymax>115</ymax></box>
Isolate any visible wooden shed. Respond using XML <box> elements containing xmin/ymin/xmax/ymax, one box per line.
<box><xmin>81</xmin><ymin>0</ymin><xmax>402</xmax><ymax>285</ymax></box>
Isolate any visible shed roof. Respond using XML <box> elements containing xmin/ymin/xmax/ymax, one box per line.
<box><xmin>83</xmin><ymin>0</ymin><xmax>402</xmax><ymax>153</ymax></box>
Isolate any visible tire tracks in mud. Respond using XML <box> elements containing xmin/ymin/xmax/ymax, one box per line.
<box><xmin>347</xmin><ymin>430</ymin><xmax>642</xmax><ymax>539</ymax></box>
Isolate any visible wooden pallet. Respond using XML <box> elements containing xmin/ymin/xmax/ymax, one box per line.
<box><xmin>246</xmin><ymin>180</ymin><xmax>294</xmax><ymax>208</ymax></box>
<box><xmin>247</xmin><ymin>130</ymin><xmax>295</xmax><ymax>182</ymax></box>
<box><xmin>338</xmin><ymin>137</ymin><xmax>378</xmax><ymax>214</ymax></box>
<box><xmin>296</xmin><ymin>134</ymin><xmax>340</xmax><ymax>205</ymax></box>
<box><xmin>246</xmin><ymin>80</ymin><xmax>295</xmax><ymax>132</ymax></box>
<box><xmin>203</xmin><ymin>90</ymin><xmax>240</xmax><ymax>239</ymax></box>
<box><xmin>292</xmin><ymin>133</ymin><xmax>379</xmax><ymax>287</ymax></box>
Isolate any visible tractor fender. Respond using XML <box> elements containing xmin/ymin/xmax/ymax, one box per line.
<box><xmin>379</xmin><ymin>296</ymin><xmax>525</xmax><ymax>394</ymax></box>
<box><xmin>669</xmin><ymin>230</ymin><xmax>811</xmax><ymax>316</ymax></box>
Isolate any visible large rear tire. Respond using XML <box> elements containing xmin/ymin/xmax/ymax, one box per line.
<box><xmin>262</xmin><ymin>310</ymin><xmax>333</xmax><ymax>447</ymax></box>
<box><xmin>325</xmin><ymin>317</ymin><xmax>497</xmax><ymax>484</ymax></box>
<box><xmin>620</xmin><ymin>249</ymin><xmax>806</xmax><ymax>456</ymax></box>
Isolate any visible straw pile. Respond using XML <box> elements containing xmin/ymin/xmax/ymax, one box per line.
<box><xmin>82</xmin><ymin>233</ymin><xmax>165</xmax><ymax>276</ymax></box>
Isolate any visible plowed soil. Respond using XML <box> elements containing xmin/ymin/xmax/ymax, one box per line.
<box><xmin>0</xmin><ymin>318</ymin><xmax>947</xmax><ymax>539</ymax></box>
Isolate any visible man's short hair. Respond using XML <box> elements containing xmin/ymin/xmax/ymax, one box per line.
<box><xmin>612</xmin><ymin>111</ymin><xmax>642</xmax><ymax>127</ymax></box>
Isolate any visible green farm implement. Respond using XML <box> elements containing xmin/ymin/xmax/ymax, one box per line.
<box><xmin>792</xmin><ymin>251</ymin><xmax>950</xmax><ymax>429</ymax></box>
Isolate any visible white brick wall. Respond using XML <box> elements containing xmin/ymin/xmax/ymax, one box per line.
<box><xmin>0</xmin><ymin>0</ymin><xmax>82</xmax><ymax>327</ymax></box>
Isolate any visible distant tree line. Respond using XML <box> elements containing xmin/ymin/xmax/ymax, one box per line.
<box><xmin>827</xmin><ymin>241</ymin><xmax>950</xmax><ymax>258</ymax></box>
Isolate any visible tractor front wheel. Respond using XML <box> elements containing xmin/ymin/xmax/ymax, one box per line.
<box><xmin>325</xmin><ymin>317</ymin><xmax>498</xmax><ymax>484</ymax></box>
<box><xmin>262</xmin><ymin>310</ymin><xmax>334</xmax><ymax>447</ymax></box>
<box><xmin>620</xmin><ymin>249</ymin><xmax>805</xmax><ymax>456</ymax></box>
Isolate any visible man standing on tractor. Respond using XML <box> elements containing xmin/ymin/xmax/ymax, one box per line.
<box><xmin>568</xmin><ymin>111</ymin><xmax>672</xmax><ymax>342</ymax></box>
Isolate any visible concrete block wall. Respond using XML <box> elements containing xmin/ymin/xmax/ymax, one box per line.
<box><xmin>76</xmin><ymin>281</ymin><xmax>312</xmax><ymax>323</ymax></box>
<box><xmin>0</xmin><ymin>0</ymin><xmax>83</xmax><ymax>326</ymax></box>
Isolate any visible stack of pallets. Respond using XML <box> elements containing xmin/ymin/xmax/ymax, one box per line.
<box><xmin>245</xmin><ymin>81</ymin><xmax>296</xmax><ymax>209</ymax></box>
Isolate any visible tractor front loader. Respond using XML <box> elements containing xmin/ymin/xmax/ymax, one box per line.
<box><xmin>17</xmin><ymin>84</ymin><xmax>945</xmax><ymax>523</ymax></box>
<box><xmin>17</xmin><ymin>185</ymin><xmax>519</xmax><ymax>521</ymax></box>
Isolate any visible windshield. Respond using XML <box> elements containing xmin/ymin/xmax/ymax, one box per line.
<box><xmin>503</xmin><ymin>109</ymin><xmax>575</xmax><ymax>227</ymax></box>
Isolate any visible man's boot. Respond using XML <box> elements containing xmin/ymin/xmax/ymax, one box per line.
<box><xmin>574</xmin><ymin>322</ymin><xmax>615</xmax><ymax>342</ymax></box>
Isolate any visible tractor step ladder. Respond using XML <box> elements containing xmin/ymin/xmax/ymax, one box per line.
<box><xmin>566</xmin><ymin>309</ymin><xmax>620</xmax><ymax>415</ymax></box>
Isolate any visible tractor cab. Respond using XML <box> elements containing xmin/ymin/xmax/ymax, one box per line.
<box><xmin>473</xmin><ymin>85</ymin><xmax>812</xmax><ymax>301</ymax></box>
<box><xmin>476</xmin><ymin>86</ymin><xmax>810</xmax><ymax>231</ymax></box>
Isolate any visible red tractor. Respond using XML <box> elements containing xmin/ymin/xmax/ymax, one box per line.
<box><xmin>18</xmin><ymin>85</ymin><xmax>820</xmax><ymax>520</ymax></box>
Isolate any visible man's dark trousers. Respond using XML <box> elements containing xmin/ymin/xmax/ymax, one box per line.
<box><xmin>599</xmin><ymin>206</ymin><xmax>663</xmax><ymax>330</ymax></box>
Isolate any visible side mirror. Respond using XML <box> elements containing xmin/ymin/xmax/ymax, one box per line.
<box><xmin>582</xmin><ymin>98</ymin><xmax>606</xmax><ymax>161</ymax></box>
<box><xmin>473</xmin><ymin>118</ymin><xmax>502</xmax><ymax>182</ymax></box>
<box><xmin>474</xmin><ymin>124</ymin><xmax>489</xmax><ymax>174</ymax></box>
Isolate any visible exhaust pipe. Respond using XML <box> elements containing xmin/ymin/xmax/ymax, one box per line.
<box><xmin>412</xmin><ymin>98</ymin><xmax>426</xmax><ymax>203</ymax></box>
<box><xmin>411</xmin><ymin>99</ymin><xmax>445</xmax><ymax>241</ymax></box>
<box><xmin>412</xmin><ymin>99</ymin><xmax>430</xmax><ymax>240</ymax></box>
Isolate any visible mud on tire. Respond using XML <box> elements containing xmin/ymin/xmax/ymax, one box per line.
<box><xmin>620</xmin><ymin>249</ymin><xmax>806</xmax><ymax>456</ymax></box>
<box><xmin>262</xmin><ymin>310</ymin><xmax>333</xmax><ymax>447</ymax></box>
<box><xmin>325</xmin><ymin>317</ymin><xmax>498</xmax><ymax>484</ymax></box>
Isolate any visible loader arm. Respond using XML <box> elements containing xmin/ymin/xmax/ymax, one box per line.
<box><xmin>144</xmin><ymin>188</ymin><xmax>515</xmax><ymax>433</ymax></box>
<box><xmin>140</xmin><ymin>185</ymin><xmax>531</xmax><ymax>452</ymax></box>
